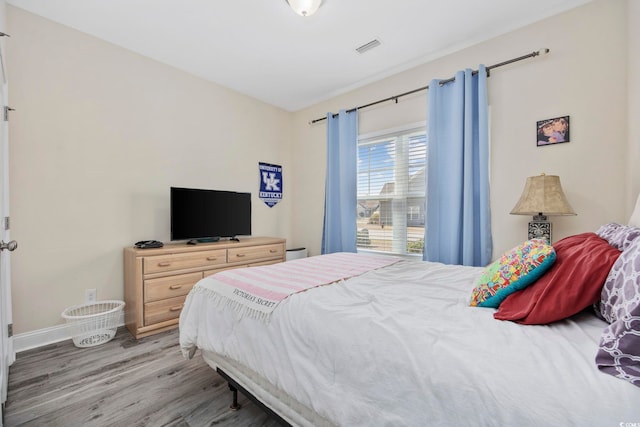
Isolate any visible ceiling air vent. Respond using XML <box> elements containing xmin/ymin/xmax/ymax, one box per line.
<box><xmin>356</xmin><ymin>39</ymin><xmax>381</xmax><ymax>54</ymax></box>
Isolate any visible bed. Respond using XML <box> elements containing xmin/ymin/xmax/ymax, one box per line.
<box><xmin>179</xmin><ymin>223</ymin><xmax>640</xmax><ymax>426</ymax></box>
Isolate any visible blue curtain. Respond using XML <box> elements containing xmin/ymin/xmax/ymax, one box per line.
<box><xmin>424</xmin><ymin>65</ymin><xmax>492</xmax><ymax>266</ymax></box>
<box><xmin>322</xmin><ymin>109</ymin><xmax>358</xmax><ymax>254</ymax></box>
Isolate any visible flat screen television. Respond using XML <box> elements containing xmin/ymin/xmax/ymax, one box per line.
<box><xmin>170</xmin><ymin>187</ymin><xmax>252</xmax><ymax>242</ymax></box>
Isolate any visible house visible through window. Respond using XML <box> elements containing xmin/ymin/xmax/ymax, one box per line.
<box><xmin>357</xmin><ymin>124</ymin><xmax>426</xmax><ymax>255</ymax></box>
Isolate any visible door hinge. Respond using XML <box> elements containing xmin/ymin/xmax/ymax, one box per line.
<box><xmin>7</xmin><ymin>324</ymin><xmax>12</xmax><ymax>338</ymax></box>
<box><xmin>3</xmin><ymin>106</ymin><xmax>14</xmax><ymax>121</ymax></box>
<box><xmin>3</xmin><ymin>217</ymin><xmax>8</xmax><ymax>231</ymax></box>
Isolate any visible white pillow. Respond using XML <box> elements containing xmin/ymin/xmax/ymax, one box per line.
<box><xmin>629</xmin><ymin>193</ymin><xmax>640</xmax><ymax>227</ymax></box>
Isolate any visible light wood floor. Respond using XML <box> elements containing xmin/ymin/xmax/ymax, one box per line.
<box><xmin>4</xmin><ymin>327</ymin><xmax>281</xmax><ymax>427</ymax></box>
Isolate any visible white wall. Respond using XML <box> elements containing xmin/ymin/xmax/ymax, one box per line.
<box><xmin>291</xmin><ymin>0</ymin><xmax>630</xmax><ymax>259</ymax></box>
<box><xmin>7</xmin><ymin>6</ymin><xmax>293</xmax><ymax>334</ymax></box>
<box><xmin>629</xmin><ymin>0</ymin><xmax>640</xmax><ymax>208</ymax></box>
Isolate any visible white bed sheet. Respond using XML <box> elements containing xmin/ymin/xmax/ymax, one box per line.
<box><xmin>180</xmin><ymin>258</ymin><xmax>640</xmax><ymax>426</ymax></box>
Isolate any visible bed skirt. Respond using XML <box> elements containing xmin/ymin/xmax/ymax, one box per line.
<box><xmin>202</xmin><ymin>350</ymin><xmax>335</xmax><ymax>427</ymax></box>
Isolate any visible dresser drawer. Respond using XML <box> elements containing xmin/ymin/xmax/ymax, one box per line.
<box><xmin>144</xmin><ymin>296</ymin><xmax>186</xmax><ymax>325</ymax></box>
<box><xmin>144</xmin><ymin>272</ymin><xmax>202</xmax><ymax>303</ymax></box>
<box><xmin>143</xmin><ymin>249</ymin><xmax>227</xmax><ymax>275</ymax></box>
<box><xmin>227</xmin><ymin>244</ymin><xmax>284</xmax><ymax>263</ymax></box>
<box><xmin>203</xmin><ymin>265</ymin><xmax>244</xmax><ymax>278</ymax></box>
<box><xmin>249</xmin><ymin>259</ymin><xmax>282</xmax><ymax>267</ymax></box>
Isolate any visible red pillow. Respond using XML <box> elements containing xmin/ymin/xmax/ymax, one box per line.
<box><xmin>494</xmin><ymin>232</ymin><xmax>621</xmax><ymax>324</ymax></box>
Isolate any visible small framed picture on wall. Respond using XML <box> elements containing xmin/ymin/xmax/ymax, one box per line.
<box><xmin>537</xmin><ymin>115</ymin><xmax>570</xmax><ymax>147</ymax></box>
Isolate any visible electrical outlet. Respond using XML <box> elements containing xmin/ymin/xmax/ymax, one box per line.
<box><xmin>85</xmin><ymin>289</ymin><xmax>97</xmax><ymax>303</ymax></box>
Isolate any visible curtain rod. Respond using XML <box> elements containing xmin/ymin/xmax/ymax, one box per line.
<box><xmin>309</xmin><ymin>48</ymin><xmax>550</xmax><ymax>125</ymax></box>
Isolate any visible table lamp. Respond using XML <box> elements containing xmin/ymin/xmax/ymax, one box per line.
<box><xmin>510</xmin><ymin>173</ymin><xmax>576</xmax><ymax>243</ymax></box>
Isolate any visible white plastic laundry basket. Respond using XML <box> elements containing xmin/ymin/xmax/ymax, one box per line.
<box><xmin>61</xmin><ymin>300</ymin><xmax>125</xmax><ymax>348</ymax></box>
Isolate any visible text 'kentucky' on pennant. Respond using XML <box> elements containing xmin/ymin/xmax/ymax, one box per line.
<box><xmin>259</xmin><ymin>162</ymin><xmax>282</xmax><ymax>208</ymax></box>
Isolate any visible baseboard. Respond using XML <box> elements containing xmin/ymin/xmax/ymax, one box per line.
<box><xmin>13</xmin><ymin>312</ymin><xmax>125</xmax><ymax>354</ymax></box>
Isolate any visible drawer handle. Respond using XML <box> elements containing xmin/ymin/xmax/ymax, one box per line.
<box><xmin>169</xmin><ymin>305</ymin><xmax>183</xmax><ymax>312</ymax></box>
<box><xmin>235</xmin><ymin>253</ymin><xmax>246</xmax><ymax>258</ymax></box>
<box><xmin>269</xmin><ymin>249</ymin><xmax>277</xmax><ymax>253</ymax></box>
<box><xmin>206</xmin><ymin>256</ymin><xmax>218</xmax><ymax>261</ymax></box>
<box><xmin>158</xmin><ymin>262</ymin><xmax>171</xmax><ymax>267</ymax></box>
<box><xmin>169</xmin><ymin>284</ymin><xmax>182</xmax><ymax>290</ymax></box>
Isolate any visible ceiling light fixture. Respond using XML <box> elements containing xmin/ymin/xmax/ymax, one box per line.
<box><xmin>286</xmin><ymin>0</ymin><xmax>323</xmax><ymax>17</ymax></box>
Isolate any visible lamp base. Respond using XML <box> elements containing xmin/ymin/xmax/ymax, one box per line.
<box><xmin>528</xmin><ymin>214</ymin><xmax>551</xmax><ymax>244</ymax></box>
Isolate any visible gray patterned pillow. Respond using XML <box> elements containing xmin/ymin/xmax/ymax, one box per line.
<box><xmin>595</xmin><ymin>237</ymin><xmax>640</xmax><ymax>387</ymax></box>
<box><xmin>596</xmin><ymin>223</ymin><xmax>640</xmax><ymax>251</ymax></box>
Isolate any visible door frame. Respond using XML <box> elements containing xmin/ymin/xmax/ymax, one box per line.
<box><xmin>0</xmin><ymin>38</ymin><xmax>13</xmax><ymax>421</ymax></box>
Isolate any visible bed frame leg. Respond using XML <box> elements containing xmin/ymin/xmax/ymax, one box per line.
<box><xmin>228</xmin><ymin>382</ymin><xmax>242</xmax><ymax>411</ymax></box>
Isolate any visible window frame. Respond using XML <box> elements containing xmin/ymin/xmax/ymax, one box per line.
<box><xmin>357</xmin><ymin>122</ymin><xmax>426</xmax><ymax>259</ymax></box>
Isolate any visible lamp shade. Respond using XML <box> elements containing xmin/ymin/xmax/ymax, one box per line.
<box><xmin>510</xmin><ymin>174</ymin><xmax>576</xmax><ymax>216</ymax></box>
<box><xmin>287</xmin><ymin>0</ymin><xmax>322</xmax><ymax>16</ymax></box>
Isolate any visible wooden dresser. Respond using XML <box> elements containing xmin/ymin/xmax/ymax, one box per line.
<box><xmin>123</xmin><ymin>236</ymin><xmax>286</xmax><ymax>339</ymax></box>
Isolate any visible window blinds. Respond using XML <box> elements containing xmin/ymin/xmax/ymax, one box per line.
<box><xmin>357</xmin><ymin>127</ymin><xmax>426</xmax><ymax>255</ymax></box>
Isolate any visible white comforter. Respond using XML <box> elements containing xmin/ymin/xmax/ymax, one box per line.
<box><xmin>180</xmin><ymin>258</ymin><xmax>640</xmax><ymax>427</ymax></box>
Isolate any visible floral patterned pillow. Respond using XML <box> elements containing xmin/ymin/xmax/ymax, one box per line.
<box><xmin>596</xmin><ymin>236</ymin><xmax>640</xmax><ymax>387</ymax></box>
<box><xmin>470</xmin><ymin>239</ymin><xmax>556</xmax><ymax>308</ymax></box>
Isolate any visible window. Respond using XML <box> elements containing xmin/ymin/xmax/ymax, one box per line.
<box><xmin>357</xmin><ymin>124</ymin><xmax>426</xmax><ymax>255</ymax></box>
